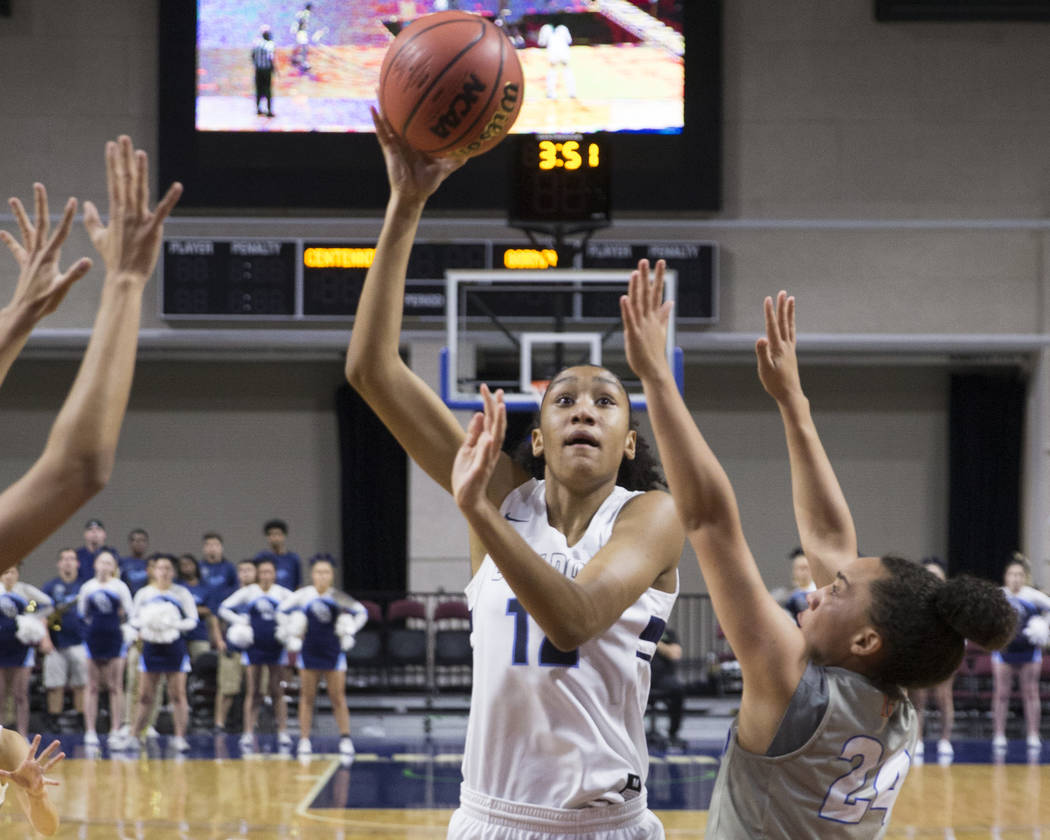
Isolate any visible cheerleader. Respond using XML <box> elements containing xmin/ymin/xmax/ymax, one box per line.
<box><xmin>77</xmin><ymin>550</ymin><xmax>134</xmax><ymax>749</ymax></box>
<box><xmin>992</xmin><ymin>553</ymin><xmax>1050</xmax><ymax>749</ymax></box>
<box><xmin>128</xmin><ymin>554</ymin><xmax>198</xmax><ymax>751</ymax></box>
<box><xmin>277</xmin><ymin>555</ymin><xmax>366</xmax><ymax>757</ymax></box>
<box><xmin>218</xmin><ymin>557</ymin><xmax>293</xmax><ymax>750</ymax></box>
<box><xmin>0</xmin><ymin>565</ymin><xmax>52</xmax><ymax>736</ymax></box>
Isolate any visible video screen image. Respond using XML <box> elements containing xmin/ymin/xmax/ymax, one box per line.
<box><xmin>196</xmin><ymin>0</ymin><xmax>684</xmax><ymax>135</ymax></box>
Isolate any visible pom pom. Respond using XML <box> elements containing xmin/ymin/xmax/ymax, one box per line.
<box><xmin>138</xmin><ymin>600</ymin><xmax>182</xmax><ymax>644</ymax></box>
<box><xmin>15</xmin><ymin>615</ymin><xmax>46</xmax><ymax>645</ymax></box>
<box><xmin>1024</xmin><ymin>615</ymin><xmax>1050</xmax><ymax>647</ymax></box>
<box><xmin>121</xmin><ymin>623</ymin><xmax>139</xmax><ymax>646</ymax></box>
<box><xmin>336</xmin><ymin>613</ymin><xmax>358</xmax><ymax>651</ymax></box>
<box><xmin>227</xmin><ymin>622</ymin><xmax>254</xmax><ymax>650</ymax></box>
<box><xmin>275</xmin><ymin>611</ymin><xmax>306</xmax><ymax>648</ymax></box>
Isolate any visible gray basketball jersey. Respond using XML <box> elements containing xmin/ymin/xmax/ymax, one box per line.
<box><xmin>707</xmin><ymin>664</ymin><xmax>917</xmax><ymax>839</ymax></box>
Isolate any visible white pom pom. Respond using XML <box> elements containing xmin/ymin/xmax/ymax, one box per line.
<box><xmin>336</xmin><ymin>613</ymin><xmax>358</xmax><ymax>651</ymax></box>
<box><xmin>121</xmin><ymin>623</ymin><xmax>139</xmax><ymax>646</ymax></box>
<box><xmin>138</xmin><ymin>601</ymin><xmax>182</xmax><ymax>644</ymax></box>
<box><xmin>1024</xmin><ymin>615</ymin><xmax>1050</xmax><ymax>647</ymax></box>
<box><xmin>275</xmin><ymin>611</ymin><xmax>307</xmax><ymax>648</ymax></box>
<box><xmin>227</xmin><ymin>622</ymin><xmax>254</xmax><ymax>650</ymax></box>
<box><xmin>15</xmin><ymin>615</ymin><xmax>46</xmax><ymax>645</ymax></box>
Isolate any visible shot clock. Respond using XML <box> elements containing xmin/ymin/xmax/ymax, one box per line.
<box><xmin>510</xmin><ymin>134</ymin><xmax>611</xmax><ymax>225</ymax></box>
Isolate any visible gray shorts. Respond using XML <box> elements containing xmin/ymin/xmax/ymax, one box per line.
<box><xmin>43</xmin><ymin>644</ymin><xmax>88</xmax><ymax>689</ymax></box>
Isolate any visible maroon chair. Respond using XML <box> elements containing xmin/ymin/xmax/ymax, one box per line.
<box><xmin>385</xmin><ymin>598</ymin><xmax>427</xmax><ymax>688</ymax></box>
<box><xmin>433</xmin><ymin>599</ymin><xmax>473</xmax><ymax>691</ymax></box>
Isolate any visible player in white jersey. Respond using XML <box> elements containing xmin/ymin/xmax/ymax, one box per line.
<box><xmin>620</xmin><ymin>267</ymin><xmax>1017</xmax><ymax>838</ymax></box>
<box><xmin>0</xmin><ymin>728</ymin><xmax>64</xmax><ymax>835</ymax></box>
<box><xmin>78</xmin><ymin>550</ymin><xmax>134</xmax><ymax>749</ymax></box>
<box><xmin>346</xmin><ymin>111</ymin><xmax>683</xmax><ymax>838</ymax></box>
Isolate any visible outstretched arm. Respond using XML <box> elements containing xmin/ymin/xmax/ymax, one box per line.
<box><xmin>0</xmin><ymin>136</ymin><xmax>181</xmax><ymax>572</ymax></box>
<box><xmin>0</xmin><ymin>732</ymin><xmax>64</xmax><ymax>836</ymax></box>
<box><xmin>345</xmin><ymin>110</ymin><xmax>522</xmax><ymax>554</ymax></box>
<box><xmin>0</xmin><ymin>185</ymin><xmax>92</xmax><ymax>388</ymax></box>
<box><xmin>621</xmin><ymin>261</ymin><xmax>805</xmax><ymax>752</ymax></box>
<box><xmin>756</xmin><ymin>292</ymin><xmax>857</xmax><ymax>587</ymax></box>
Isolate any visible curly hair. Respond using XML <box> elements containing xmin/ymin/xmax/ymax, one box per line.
<box><xmin>868</xmin><ymin>555</ymin><xmax>1017</xmax><ymax>691</ymax></box>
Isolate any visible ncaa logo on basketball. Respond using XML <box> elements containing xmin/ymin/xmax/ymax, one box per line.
<box><xmin>429</xmin><ymin>73</ymin><xmax>486</xmax><ymax>139</ymax></box>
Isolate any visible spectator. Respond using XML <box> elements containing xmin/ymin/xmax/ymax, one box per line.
<box><xmin>212</xmin><ymin>559</ymin><xmax>256</xmax><ymax>733</ymax></box>
<box><xmin>200</xmin><ymin>533</ymin><xmax>237</xmax><ymax>605</ymax></box>
<box><xmin>78</xmin><ymin>551</ymin><xmax>133</xmax><ymax>750</ymax></box>
<box><xmin>0</xmin><ymin>565</ymin><xmax>52</xmax><ymax>736</ymax></box>
<box><xmin>256</xmin><ymin>518</ymin><xmax>302</xmax><ymax>592</ymax></box>
<box><xmin>129</xmin><ymin>554</ymin><xmax>197</xmax><ymax>751</ymax></box>
<box><xmin>176</xmin><ymin>554</ymin><xmax>219</xmax><ymax>663</ymax></box>
<box><xmin>74</xmin><ymin>519</ymin><xmax>119</xmax><ymax>583</ymax></box>
<box><xmin>910</xmin><ymin>557</ymin><xmax>957</xmax><ymax>761</ymax></box>
<box><xmin>992</xmin><ymin>552</ymin><xmax>1050</xmax><ymax>750</ymax></box>
<box><xmin>278</xmin><ymin>555</ymin><xmax>366</xmax><ymax>758</ymax></box>
<box><xmin>650</xmin><ymin>625</ymin><xmax>687</xmax><ymax>747</ymax></box>
<box><xmin>40</xmin><ymin>549</ymin><xmax>86</xmax><ymax>732</ymax></box>
<box><xmin>119</xmin><ymin>528</ymin><xmax>151</xmax><ymax>596</ymax></box>
<box><xmin>219</xmin><ymin>557</ymin><xmax>293</xmax><ymax>750</ymax></box>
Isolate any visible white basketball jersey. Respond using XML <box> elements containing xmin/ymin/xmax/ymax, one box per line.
<box><xmin>462</xmin><ymin>479</ymin><xmax>678</xmax><ymax>809</ymax></box>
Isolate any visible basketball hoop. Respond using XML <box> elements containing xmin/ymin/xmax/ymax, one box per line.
<box><xmin>529</xmin><ymin>380</ymin><xmax>551</xmax><ymax>398</ymax></box>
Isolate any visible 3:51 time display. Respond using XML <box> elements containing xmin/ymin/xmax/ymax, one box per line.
<box><xmin>537</xmin><ymin>139</ymin><xmax>601</xmax><ymax>171</ymax></box>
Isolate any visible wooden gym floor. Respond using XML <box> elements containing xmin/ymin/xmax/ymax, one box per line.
<box><xmin>0</xmin><ymin>734</ymin><xmax>1046</xmax><ymax>838</ymax></box>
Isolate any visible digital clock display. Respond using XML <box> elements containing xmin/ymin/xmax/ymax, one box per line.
<box><xmin>511</xmin><ymin>134</ymin><xmax>611</xmax><ymax>225</ymax></box>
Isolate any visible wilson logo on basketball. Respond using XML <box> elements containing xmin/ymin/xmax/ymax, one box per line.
<box><xmin>428</xmin><ymin>73</ymin><xmax>487</xmax><ymax>139</ymax></box>
<box><xmin>452</xmin><ymin>82</ymin><xmax>521</xmax><ymax>158</ymax></box>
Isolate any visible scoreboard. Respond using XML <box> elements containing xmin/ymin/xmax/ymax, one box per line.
<box><xmin>162</xmin><ymin>238</ymin><xmax>718</xmax><ymax>323</ymax></box>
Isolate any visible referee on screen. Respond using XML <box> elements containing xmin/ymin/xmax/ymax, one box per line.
<box><xmin>251</xmin><ymin>25</ymin><xmax>276</xmax><ymax>118</ymax></box>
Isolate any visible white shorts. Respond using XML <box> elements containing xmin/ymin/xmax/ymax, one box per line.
<box><xmin>449</xmin><ymin>785</ymin><xmax>664</xmax><ymax>840</ymax></box>
<box><xmin>44</xmin><ymin>645</ymin><xmax>88</xmax><ymax>689</ymax></box>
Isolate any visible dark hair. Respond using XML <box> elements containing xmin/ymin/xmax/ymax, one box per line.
<box><xmin>237</xmin><ymin>558</ymin><xmax>257</xmax><ymax>568</ymax></box>
<box><xmin>309</xmin><ymin>552</ymin><xmax>336</xmax><ymax>567</ymax></box>
<box><xmin>202</xmin><ymin>531</ymin><xmax>223</xmax><ymax>543</ymax></box>
<box><xmin>868</xmin><ymin>555</ymin><xmax>1017</xmax><ymax>691</ymax></box>
<box><xmin>511</xmin><ymin>415</ymin><xmax>666</xmax><ymax>492</ymax></box>
<box><xmin>264</xmin><ymin>519</ymin><xmax>288</xmax><ymax>535</ymax></box>
<box><xmin>255</xmin><ymin>555</ymin><xmax>276</xmax><ymax>570</ymax></box>
<box><xmin>177</xmin><ymin>553</ymin><xmax>201</xmax><ymax>581</ymax></box>
<box><xmin>128</xmin><ymin>528</ymin><xmax>149</xmax><ymax>540</ymax></box>
<box><xmin>788</xmin><ymin>546</ymin><xmax>805</xmax><ymax>561</ymax></box>
<box><xmin>150</xmin><ymin>552</ymin><xmax>177</xmax><ymax>568</ymax></box>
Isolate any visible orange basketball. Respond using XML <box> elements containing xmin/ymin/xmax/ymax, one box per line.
<box><xmin>379</xmin><ymin>11</ymin><xmax>524</xmax><ymax>159</ymax></box>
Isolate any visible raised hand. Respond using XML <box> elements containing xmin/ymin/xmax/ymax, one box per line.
<box><xmin>82</xmin><ymin>135</ymin><xmax>182</xmax><ymax>284</ymax></box>
<box><xmin>755</xmin><ymin>291</ymin><xmax>803</xmax><ymax>404</ymax></box>
<box><xmin>0</xmin><ymin>735</ymin><xmax>64</xmax><ymax>797</ymax></box>
<box><xmin>452</xmin><ymin>384</ymin><xmax>506</xmax><ymax>513</ymax></box>
<box><xmin>371</xmin><ymin>106</ymin><xmax>465</xmax><ymax>205</ymax></box>
<box><xmin>620</xmin><ymin>259</ymin><xmax>674</xmax><ymax>382</ymax></box>
<box><xmin>0</xmin><ymin>184</ymin><xmax>92</xmax><ymax>326</ymax></box>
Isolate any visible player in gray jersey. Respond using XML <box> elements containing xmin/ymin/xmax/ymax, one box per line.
<box><xmin>621</xmin><ymin>268</ymin><xmax>1017</xmax><ymax>839</ymax></box>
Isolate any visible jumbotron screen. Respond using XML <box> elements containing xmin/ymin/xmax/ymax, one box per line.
<box><xmin>195</xmin><ymin>0</ymin><xmax>685</xmax><ymax>135</ymax></box>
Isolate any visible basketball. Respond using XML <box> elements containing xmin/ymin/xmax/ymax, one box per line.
<box><xmin>379</xmin><ymin>11</ymin><xmax>524</xmax><ymax>159</ymax></box>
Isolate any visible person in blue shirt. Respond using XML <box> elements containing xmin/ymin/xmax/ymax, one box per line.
<box><xmin>74</xmin><ymin>519</ymin><xmax>119</xmax><ymax>583</ymax></box>
<box><xmin>176</xmin><ymin>554</ymin><xmax>221</xmax><ymax>663</ymax></box>
<box><xmin>40</xmin><ymin>548</ymin><xmax>86</xmax><ymax>732</ymax></box>
<box><xmin>255</xmin><ymin>519</ymin><xmax>302</xmax><ymax>592</ymax></box>
<box><xmin>119</xmin><ymin>528</ymin><xmax>151</xmax><ymax>597</ymax></box>
<box><xmin>199</xmin><ymin>532</ymin><xmax>237</xmax><ymax>606</ymax></box>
